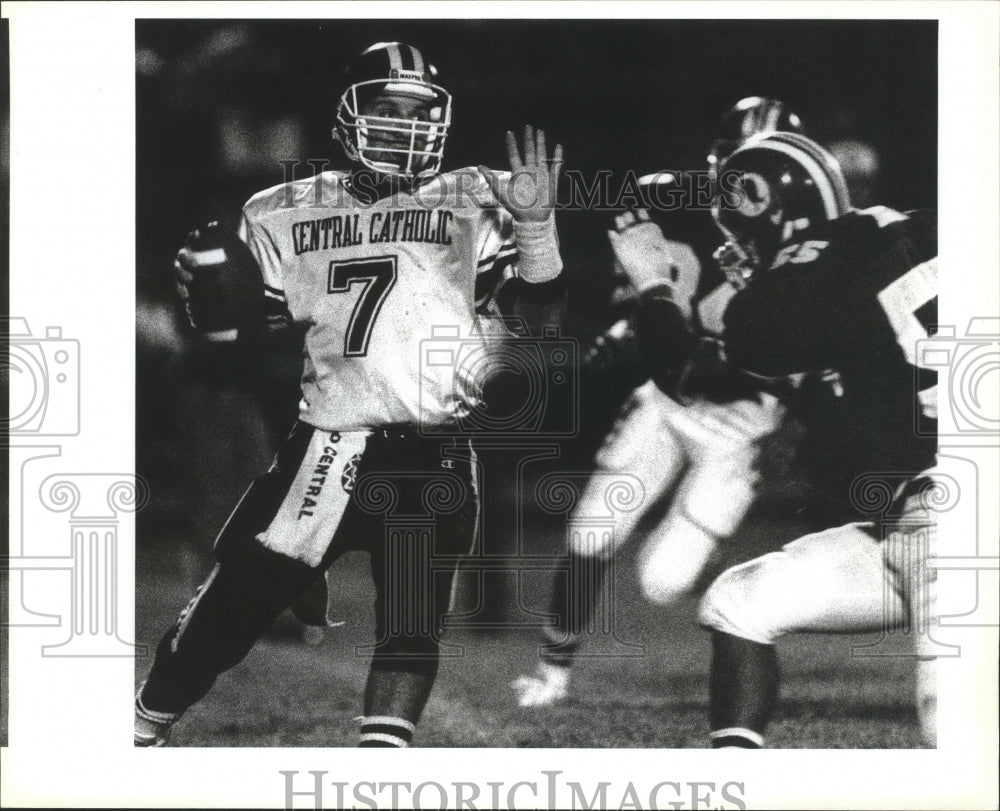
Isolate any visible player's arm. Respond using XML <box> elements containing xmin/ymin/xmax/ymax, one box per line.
<box><xmin>173</xmin><ymin>221</ymin><xmax>264</xmax><ymax>342</ymax></box>
<box><xmin>633</xmin><ymin>283</ymin><xmax>700</xmax><ymax>392</ymax></box>
<box><xmin>173</xmin><ymin>217</ymin><xmax>300</xmax><ymax>351</ymax></box>
<box><xmin>235</xmin><ymin>208</ymin><xmax>301</xmax><ymax>348</ymax></box>
<box><xmin>481</xmin><ymin>125</ymin><xmax>565</xmax><ymax>284</ymax></box>
<box><xmin>606</xmin><ymin>208</ymin><xmax>702</xmax><ymax>392</ymax></box>
<box><xmin>576</xmin><ymin>212</ymin><xmax>703</xmax><ymax>386</ymax></box>
<box><xmin>578</xmin><ymin>316</ymin><xmax>644</xmax><ymax>384</ymax></box>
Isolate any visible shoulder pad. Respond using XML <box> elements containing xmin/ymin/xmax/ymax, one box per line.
<box><xmin>414</xmin><ymin>166</ymin><xmax>502</xmax><ymax>209</ymax></box>
<box><xmin>243</xmin><ymin>171</ymin><xmax>349</xmax><ymax>217</ymax></box>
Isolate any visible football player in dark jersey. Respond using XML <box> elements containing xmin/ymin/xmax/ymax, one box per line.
<box><xmin>618</xmin><ymin>131</ymin><xmax>938</xmax><ymax>747</ymax></box>
<box><xmin>513</xmin><ymin>98</ymin><xmax>806</xmax><ymax>708</ymax></box>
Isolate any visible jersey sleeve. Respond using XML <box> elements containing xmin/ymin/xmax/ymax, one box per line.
<box><xmin>634</xmin><ymin>283</ymin><xmax>700</xmax><ymax>393</ymax></box>
<box><xmin>474</xmin><ymin>204</ymin><xmax>519</xmax><ymax>316</ymax></box>
<box><xmin>238</xmin><ymin>202</ymin><xmax>295</xmax><ymax>338</ymax></box>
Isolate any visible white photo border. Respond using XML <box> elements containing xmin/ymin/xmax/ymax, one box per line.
<box><xmin>2</xmin><ymin>2</ymin><xmax>998</xmax><ymax>809</ymax></box>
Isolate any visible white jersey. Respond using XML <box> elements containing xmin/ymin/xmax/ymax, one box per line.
<box><xmin>239</xmin><ymin>167</ymin><xmax>522</xmax><ymax>431</ymax></box>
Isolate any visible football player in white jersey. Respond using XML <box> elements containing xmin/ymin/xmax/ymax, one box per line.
<box><xmin>135</xmin><ymin>41</ymin><xmax>564</xmax><ymax>747</ymax></box>
<box><xmin>625</xmin><ymin>132</ymin><xmax>937</xmax><ymax>747</ymax></box>
<box><xmin>514</xmin><ymin>98</ymin><xmax>801</xmax><ymax>708</ymax></box>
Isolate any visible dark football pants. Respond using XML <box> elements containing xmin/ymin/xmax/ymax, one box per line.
<box><xmin>140</xmin><ymin>421</ymin><xmax>478</xmax><ymax>717</ymax></box>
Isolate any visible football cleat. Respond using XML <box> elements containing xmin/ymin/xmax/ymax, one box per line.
<box><xmin>333</xmin><ymin>41</ymin><xmax>451</xmax><ymax>179</ymax></box>
<box><xmin>511</xmin><ymin>661</ymin><xmax>572</xmax><ymax>707</ymax></box>
<box><xmin>134</xmin><ymin>717</ymin><xmax>172</xmax><ymax>747</ymax></box>
<box><xmin>134</xmin><ymin>689</ymin><xmax>179</xmax><ymax>747</ymax></box>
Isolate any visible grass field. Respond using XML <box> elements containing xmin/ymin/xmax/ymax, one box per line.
<box><xmin>135</xmin><ymin>506</ymin><xmax>926</xmax><ymax>750</ymax></box>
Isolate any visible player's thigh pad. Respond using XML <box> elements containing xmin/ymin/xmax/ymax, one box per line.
<box><xmin>697</xmin><ymin>522</ymin><xmax>906</xmax><ymax>644</ymax></box>
<box><xmin>213</xmin><ymin>421</ymin><xmax>328</xmax><ymax>564</ymax></box>
<box><xmin>637</xmin><ymin>513</ymin><xmax>720</xmax><ymax>604</ymax></box>
<box><xmin>576</xmin><ymin>382</ymin><xmax>685</xmax><ymax>556</ymax></box>
<box><xmin>677</xmin><ymin>452</ymin><xmax>758</xmax><ymax>539</ymax></box>
<box><xmin>671</xmin><ymin>432</ymin><xmax>761</xmax><ymax>539</ymax></box>
<box><xmin>594</xmin><ymin>381</ymin><xmax>686</xmax><ymax>481</ymax></box>
<box><xmin>357</xmin><ymin>435</ymin><xmax>479</xmax><ymax>658</ymax></box>
<box><xmin>567</xmin><ymin>468</ymin><xmax>657</xmax><ymax>557</ymax></box>
<box><xmin>245</xmin><ymin>426</ymin><xmax>367</xmax><ymax>568</ymax></box>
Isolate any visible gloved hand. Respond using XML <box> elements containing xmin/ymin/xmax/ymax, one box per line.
<box><xmin>607</xmin><ymin>209</ymin><xmax>700</xmax><ymax>319</ymax></box>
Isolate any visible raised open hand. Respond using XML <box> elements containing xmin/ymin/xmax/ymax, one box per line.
<box><xmin>480</xmin><ymin>125</ymin><xmax>563</xmax><ymax>222</ymax></box>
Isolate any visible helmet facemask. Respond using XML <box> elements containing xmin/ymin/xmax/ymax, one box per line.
<box><xmin>336</xmin><ymin>77</ymin><xmax>451</xmax><ymax>180</ymax></box>
<box><xmin>712</xmin><ymin>167</ymin><xmax>783</xmax><ymax>286</ymax></box>
<box><xmin>712</xmin><ymin>236</ymin><xmax>757</xmax><ymax>290</ymax></box>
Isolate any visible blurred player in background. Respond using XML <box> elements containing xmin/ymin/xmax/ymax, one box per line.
<box><xmin>621</xmin><ymin>131</ymin><xmax>937</xmax><ymax>747</ymax></box>
<box><xmin>514</xmin><ymin>98</ymin><xmax>802</xmax><ymax>707</ymax></box>
<box><xmin>135</xmin><ymin>41</ymin><xmax>564</xmax><ymax>747</ymax></box>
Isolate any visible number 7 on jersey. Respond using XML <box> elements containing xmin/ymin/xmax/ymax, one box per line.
<box><xmin>328</xmin><ymin>256</ymin><xmax>398</xmax><ymax>356</ymax></box>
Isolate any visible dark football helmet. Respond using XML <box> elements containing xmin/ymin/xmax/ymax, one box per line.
<box><xmin>333</xmin><ymin>41</ymin><xmax>452</xmax><ymax>179</ymax></box>
<box><xmin>707</xmin><ymin>96</ymin><xmax>806</xmax><ymax>182</ymax></box>
<box><xmin>712</xmin><ymin>131</ymin><xmax>851</xmax><ymax>287</ymax></box>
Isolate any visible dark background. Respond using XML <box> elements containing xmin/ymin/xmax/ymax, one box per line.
<box><xmin>135</xmin><ymin>17</ymin><xmax>937</xmax><ymax>596</ymax></box>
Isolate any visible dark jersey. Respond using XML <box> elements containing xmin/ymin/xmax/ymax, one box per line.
<box><xmin>638</xmin><ymin>206</ymin><xmax>938</xmax><ymax>510</ymax></box>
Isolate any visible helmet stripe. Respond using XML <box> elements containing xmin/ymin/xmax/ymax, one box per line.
<box><xmin>763</xmin><ymin>100</ymin><xmax>783</xmax><ymax>131</ymax></box>
<box><xmin>408</xmin><ymin>45</ymin><xmax>425</xmax><ymax>74</ymax></box>
<box><xmin>385</xmin><ymin>43</ymin><xmax>404</xmax><ymax>72</ymax></box>
<box><xmin>767</xmin><ymin>132</ymin><xmax>851</xmax><ymax>211</ymax></box>
<box><xmin>749</xmin><ymin>139</ymin><xmax>841</xmax><ymax>219</ymax></box>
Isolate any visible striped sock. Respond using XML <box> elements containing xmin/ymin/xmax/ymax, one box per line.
<box><xmin>358</xmin><ymin>715</ymin><xmax>415</xmax><ymax>748</ymax></box>
<box><xmin>709</xmin><ymin>727</ymin><xmax>764</xmax><ymax>749</ymax></box>
<box><xmin>134</xmin><ymin>688</ymin><xmax>181</xmax><ymax>747</ymax></box>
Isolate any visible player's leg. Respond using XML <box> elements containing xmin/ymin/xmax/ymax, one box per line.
<box><xmin>697</xmin><ymin>523</ymin><xmax>907</xmax><ymax>747</ymax></box>
<box><xmin>356</xmin><ymin>434</ymin><xmax>478</xmax><ymax>747</ymax></box>
<box><xmin>135</xmin><ymin>423</ymin><xmax>358</xmax><ymax>746</ymax></box>
<box><xmin>637</xmin><ymin>396</ymin><xmax>786</xmax><ymax>606</ymax></box>
<box><xmin>515</xmin><ymin>382</ymin><xmax>682</xmax><ymax>707</ymax></box>
<box><xmin>886</xmin><ymin>473</ymin><xmax>940</xmax><ymax>746</ymax></box>
<box><xmin>636</xmin><ymin>423</ymin><xmax>762</xmax><ymax>606</ymax></box>
<box><xmin>911</xmin><ymin>523</ymin><xmax>938</xmax><ymax>747</ymax></box>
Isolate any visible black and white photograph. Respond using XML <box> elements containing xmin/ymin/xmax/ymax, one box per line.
<box><xmin>3</xmin><ymin>3</ymin><xmax>999</xmax><ymax>809</ymax></box>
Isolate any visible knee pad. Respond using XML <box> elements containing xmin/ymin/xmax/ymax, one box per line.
<box><xmin>697</xmin><ymin>554</ymin><xmax>789</xmax><ymax>645</ymax></box>
<box><xmin>638</xmin><ymin>517</ymin><xmax>719</xmax><ymax>606</ymax></box>
<box><xmin>567</xmin><ymin>472</ymin><xmax>647</xmax><ymax>557</ymax></box>
<box><xmin>639</xmin><ymin>558</ymin><xmax>702</xmax><ymax>607</ymax></box>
